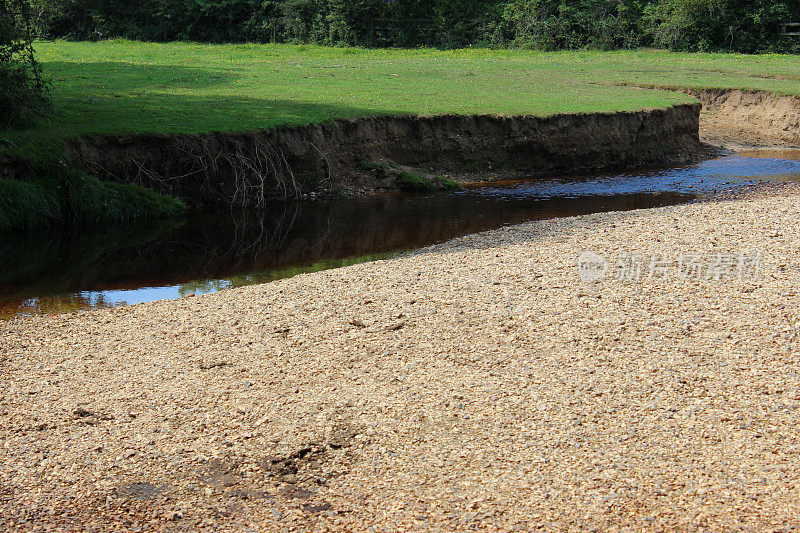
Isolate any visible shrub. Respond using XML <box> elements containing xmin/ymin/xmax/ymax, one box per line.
<box><xmin>23</xmin><ymin>0</ymin><xmax>800</xmax><ymax>53</ymax></box>
<box><xmin>0</xmin><ymin>158</ymin><xmax>186</xmax><ymax>230</ymax></box>
<box><xmin>0</xmin><ymin>0</ymin><xmax>50</xmax><ymax>128</ymax></box>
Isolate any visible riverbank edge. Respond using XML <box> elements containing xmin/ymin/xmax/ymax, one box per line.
<box><xmin>3</xmin><ymin>84</ymin><xmax>798</xmax><ymax>228</ymax></box>
<box><xmin>688</xmin><ymin>88</ymin><xmax>800</xmax><ymax>150</ymax></box>
<box><xmin>624</xmin><ymin>85</ymin><xmax>800</xmax><ymax>150</ymax></box>
<box><xmin>65</xmin><ymin>103</ymin><xmax>708</xmax><ymax>208</ymax></box>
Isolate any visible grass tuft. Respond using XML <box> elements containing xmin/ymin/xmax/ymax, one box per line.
<box><xmin>361</xmin><ymin>159</ymin><xmax>462</xmax><ymax>192</ymax></box>
<box><xmin>60</xmin><ymin>168</ymin><xmax>186</xmax><ymax>225</ymax></box>
<box><xmin>397</xmin><ymin>170</ymin><xmax>439</xmax><ymax>192</ymax></box>
<box><xmin>359</xmin><ymin>160</ymin><xmax>391</xmax><ymax>172</ymax></box>
<box><xmin>0</xmin><ymin>159</ymin><xmax>186</xmax><ymax>230</ymax></box>
<box><xmin>0</xmin><ymin>177</ymin><xmax>61</xmax><ymax>229</ymax></box>
<box><xmin>437</xmin><ymin>176</ymin><xmax>461</xmax><ymax>191</ymax></box>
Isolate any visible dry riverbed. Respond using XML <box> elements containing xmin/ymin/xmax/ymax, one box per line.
<box><xmin>3</xmin><ymin>187</ymin><xmax>800</xmax><ymax>531</ymax></box>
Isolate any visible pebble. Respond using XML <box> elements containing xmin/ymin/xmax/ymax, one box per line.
<box><xmin>3</xmin><ymin>184</ymin><xmax>800</xmax><ymax>530</ymax></box>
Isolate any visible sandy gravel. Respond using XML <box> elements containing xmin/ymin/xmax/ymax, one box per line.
<box><xmin>3</xmin><ymin>189</ymin><xmax>800</xmax><ymax>532</ymax></box>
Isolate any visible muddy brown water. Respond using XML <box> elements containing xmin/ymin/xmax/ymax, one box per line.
<box><xmin>2</xmin><ymin>152</ymin><xmax>800</xmax><ymax>319</ymax></box>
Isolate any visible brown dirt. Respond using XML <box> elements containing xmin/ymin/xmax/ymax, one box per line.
<box><xmin>65</xmin><ymin>104</ymin><xmax>706</xmax><ymax>207</ymax></box>
<box><xmin>687</xmin><ymin>89</ymin><xmax>800</xmax><ymax>150</ymax></box>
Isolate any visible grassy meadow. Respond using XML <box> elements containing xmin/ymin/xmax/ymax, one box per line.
<box><xmin>4</xmin><ymin>40</ymin><xmax>800</xmax><ymax>157</ymax></box>
<box><xmin>2</xmin><ymin>40</ymin><xmax>800</xmax><ymax>229</ymax></box>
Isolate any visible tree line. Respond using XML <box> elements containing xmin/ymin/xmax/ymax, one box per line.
<box><xmin>29</xmin><ymin>0</ymin><xmax>800</xmax><ymax>53</ymax></box>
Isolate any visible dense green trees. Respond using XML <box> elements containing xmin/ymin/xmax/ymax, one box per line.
<box><xmin>499</xmin><ymin>0</ymin><xmax>799</xmax><ymax>51</ymax></box>
<box><xmin>26</xmin><ymin>0</ymin><xmax>800</xmax><ymax>53</ymax></box>
<box><xmin>0</xmin><ymin>0</ymin><xmax>49</xmax><ymax>127</ymax></box>
<box><xmin>499</xmin><ymin>0</ymin><xmax>650</xmax><ymax>50</ymax></box>
<box><xmin>646</xmin><ymin>0</ymin><xmax>796</xmax><ymax>52</ymax></box>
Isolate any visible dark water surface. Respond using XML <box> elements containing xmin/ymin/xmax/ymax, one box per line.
<box><xmin>2</xmin><ymin>152</ymin><xmax>800</xmax><ymax>319</ymax></box>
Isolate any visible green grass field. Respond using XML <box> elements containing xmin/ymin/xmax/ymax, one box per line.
<box><xmin>4</xmin><ymin>40</ymin><xmax>800</xmax><ymax>158</ymax></box>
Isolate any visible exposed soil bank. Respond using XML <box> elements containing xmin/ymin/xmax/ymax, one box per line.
<box><xmin>66</xmin><ymin>104</ymin><xmax>705</xmax><ymax>207</ymax></box>
<box><xmin>686</xmin><ymin>88</ymin><xmax>800</xmax><ymax>149</ymax></box>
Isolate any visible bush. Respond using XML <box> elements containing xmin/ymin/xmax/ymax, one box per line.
<box><xmin>0</xmin><ymin>158</ymin><xmax>187</xmax><ymax>230</ymax></box>
<box><xmin>0</xmin><ymin>0</ymin><xmax>50</xmax><ymax>128</ymax></box>
<box><xmin>499</xmin><ymin>0</ymin><xmax>647</xmax><ymax>50</ymax></box>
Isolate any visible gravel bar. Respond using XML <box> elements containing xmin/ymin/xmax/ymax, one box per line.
<box><xmin>3</xmin><ymin>190</ymin><xmax>800</xmax><ymax>532</ymax></box>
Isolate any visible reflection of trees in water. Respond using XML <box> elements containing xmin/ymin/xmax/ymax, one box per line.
<box><xmin>176</xmin><ymin>251</ymin><xmax>398</xmax><ymax>296</ymax></box>
<box><xmin>178</xmin><ymin>278</ymin><xmax>232</xmax><ymax>297</ymax></box>
<box><xmin>0</xmin><ymin>219</ymin><xmax>183</xmax><ymax>297</ymax></box>
<box><xmin>236</xmin><ymin>202</ymin><xmax>305</xmax><ymax>260</ymax></box>
<box><xmin>0</xmin><ymin>192</ymin><xmax>694</xmax><ymax>311</ymax></box>
<box><xmin>0</xmin><ymin>294</ymin><xmax>116</xmax><ymax>320</ymax></box>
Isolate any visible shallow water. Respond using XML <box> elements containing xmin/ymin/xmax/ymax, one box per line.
<box><xmin>2</xmin><ymin>152</ymin><xmax>800</xmax><ymax>319</ymax></box>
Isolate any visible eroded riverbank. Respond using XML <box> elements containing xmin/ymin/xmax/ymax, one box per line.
<box><xmin>60</xmin><ymin>87</ymin><xmax>800</xmax><ymax>210</ymax></box>
<box><xmin>687</xmin><ymin>88</ymin><xmax>800</xmax><ymax>150</ymax></box>
<box><xmin>66</xmin><ymin>104</ymin><xmax>707</xmax><ymax>206</ymax></box>
<box><xmin>3</xmin><ymin>184</ymin><xmax>800</xmax><ymax>530</ymax></box>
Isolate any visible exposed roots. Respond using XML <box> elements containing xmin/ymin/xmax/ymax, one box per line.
<box><xmin>66</xmin><ymin>104</ymin><xmax>705</xmax><ymax>208</ymax></box>
<box><xmin>71</xmin><ymin>133</ymin><xmax>307</xmax><ymax>207</ymax></box>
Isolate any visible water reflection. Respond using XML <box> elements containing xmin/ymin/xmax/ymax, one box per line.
<box><xmin>2</xmin><ymin>152</ymin><xmax>799</xmax><ymax>319</ymax></box>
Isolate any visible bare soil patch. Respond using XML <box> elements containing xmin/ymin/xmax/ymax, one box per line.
<box><xmin>689</xmin><ymin>88</ymin><xmax>800</xmax><ymax>150</ymax></box>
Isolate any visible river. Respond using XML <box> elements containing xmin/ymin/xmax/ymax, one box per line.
<box><xmin>2</xmin><ymin>151</ymin><xmax>799</xmax><ymax>319</ymax></box>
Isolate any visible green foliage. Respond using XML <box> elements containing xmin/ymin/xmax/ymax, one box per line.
<box><xmin>360</xmin><ymin>161</ymin><xmax>463</xmax><ymax>192</ymax></box>
<box><xmin>499</xmin><ymin>0</ymin><xmax>636</xmax><ymax>50</ymax></box>
<box><xmin>27</xmin><ymin>0</ymin><xmax>800</xmax><ymax>52</ymax></box>
<box><xmin>59</xmin><ymin>168</ymin><xmax>187</xmax><ymax>225</ymax></box>
<box><xmin>645</xmin><ymin>0</ymin><xmax>799</xmax><ymax>52</ymax></box>
<box><xmin>359</xmin><ymin>160</ymin><xmax>390</xmax><ymax>172</ymax></box>
<box><xmin>438</xmin><ymin>176</ymin><xmax>462</xmax><ymax>191</ymax></box>
<box><xmin>499</xmin><ymin>0</ymin><xmax>799</xmax><ymax>52</ymax></box>
<box><xmin>29</xmin><ymin>0</ymin><xmax>507</xmax><ymax>48</ymax></box>
<box><xmin>0</xmin><ymin>0</ymin><xmax>50</xmax><ymax>127</ymax></box>
<box><xmin>0</xmin><ymin>176</ymin><xmax>60</xmax><ymax>228</ymax></box>
<box><xmin>0</xmin><ymin>159</ymin><xmax>186</xmax><ymax>229</ymax></box>
<box><xmin>398</xmin><ymin>170</ymin><xmax>439</xmax><ymax>192</ymax></box>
